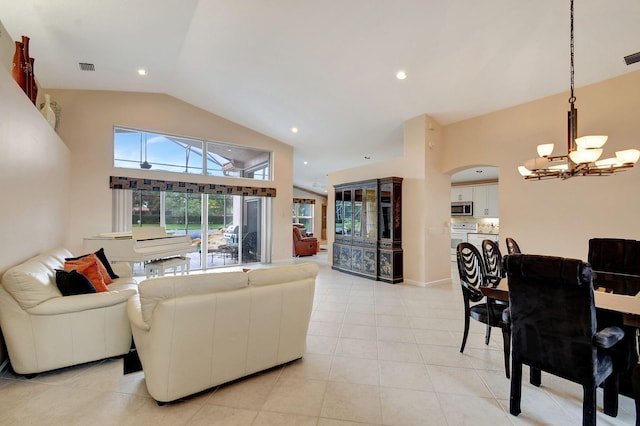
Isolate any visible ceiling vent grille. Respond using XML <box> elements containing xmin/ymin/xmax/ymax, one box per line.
<box><xmin>78</xmin><ymin>62</ymin><xmax>95</xmax><ymax>71</ymax></box>
<box><xmin>624</xmin><ymin>51</ymin><xmax>640</xmax><ymax>66</ymax></box>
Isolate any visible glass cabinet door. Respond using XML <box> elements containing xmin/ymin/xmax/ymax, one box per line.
<box><xmin>335</xmin><ymin>190</ymin><xmax>343</xmax><ymax>236</ymax></box>
<box><xmin>364</xmin><ymin>187</ymin><xmax>377</xmax><ymax>240</ymax></box>
<box><xmin>353</xmin><ymin>189</ymin><xmax>362</xmax><ymax>238</ymax></box>
<box><xmin>343</xmin><ymin>190</ymin><xmax>352</xmax><ymax>236</ymax></box>
<box><xmin>379</xmin><ymin>183</ymin><xmax>392</xmax><ymax>239</ymax></box>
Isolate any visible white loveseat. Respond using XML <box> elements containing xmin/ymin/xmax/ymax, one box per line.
<box><xmin>0</xmin><ymin>248</ymin><xmax>138</xmax><ymax>375</ymax></box>
<box><xmin>127</xmin><ymin>262</ymin><xmax>318</xmax><ymax>403</ymax></box>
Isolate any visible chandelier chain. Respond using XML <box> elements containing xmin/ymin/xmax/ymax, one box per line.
<box><xmin>569</xmin><ymin>0</ymin><xmax>576</xmax><ymax>104</ymax></box>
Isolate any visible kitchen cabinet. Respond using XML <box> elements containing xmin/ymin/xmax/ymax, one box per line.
<box><xmin>451</xmin><ymin>186</ymin><xmax>473</xmax><ymax>202</ymax></box>
<box><xmin>473</xmin><ymin>184</ymin><xmax>499</xmax><ymax>218</ymax></box>
<box><xmin>333</xmin><ymin>177</ymin><xmax>403</xmax><ymax>283</ymax></box>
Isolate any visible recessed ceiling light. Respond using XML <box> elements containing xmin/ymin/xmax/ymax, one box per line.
<box><xmin>137</xmin><ymin>68</ymin><xmax>148</xmax><ymax>76</ymax></box>
<box><xmin>303</xmin><ymin>161</ymin><xmax>308</xmax><ymax>165</ymax></box>
<box><xmin>396</xmin><ymin>70</ymin><xmax>407</xmax><ymax>80</ymax></box>
<box><xmin>291</xmin><ymin>127</ymin><xmax>298</xmax><ymax>133</ymax></box>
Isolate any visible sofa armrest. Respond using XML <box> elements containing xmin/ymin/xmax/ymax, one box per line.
<box><xmin>111</xmin><ymin>262</ymin><xmax>132</xmax><ymax>278</ymax></box>
<box><xmin>25</xmin><ymin>289</ymin><xmax>137</xmax><ymax>315</ymax></box>
<box><xmin>127</xmin><ymin>295</ymin><xmax>150</xmax><ymax>331</ymax></box>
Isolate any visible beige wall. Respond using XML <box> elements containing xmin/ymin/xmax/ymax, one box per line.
<box><xmin>328</xmin><ymin>114</ymin><xmax>452</xmax><ymax>286</ymax></box>
<box><xmin>442</xmin><ymin>70</ymin><xmax>640</xmax><ymax>260</ymax></box>
<box><xmin>0</xmin><ymin>43</ymin><xmax>71</xmax><ymax>365</ymax></box>
<box><xmin>46</xmin><ymin>89</ymin><xmax>295</xmax><ymax>261</ymax></box>
<box><xmin>330</xmin><ymin>71</ymin><xmax>640</xmax><ymax>285</ymax></box>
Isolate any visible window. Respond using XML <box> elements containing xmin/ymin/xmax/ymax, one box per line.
<box><xmin>292</xmin><ymin>202</ymin><xmax>314</xmax><ymax>232</ymax></box>
<box><xmin>114</xmin><ymin>127</ymin><xmax>271</xmax><ymax>181</ymax></box>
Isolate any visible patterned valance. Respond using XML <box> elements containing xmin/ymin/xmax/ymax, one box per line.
<box><xmin>293</xmin><ymin>198</ymin><xmax>315</xmax><ymax>204</ymax></box>
<box><xmin>110</xmin><ymin>176</ymin><xmax>276</xmax><ymax>197</ymax></box>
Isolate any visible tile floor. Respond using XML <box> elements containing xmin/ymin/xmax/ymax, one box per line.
<box><xmin>0</xmin><ymin>255</ymin><xmax>635</xmax><ymax>425</ymax></box>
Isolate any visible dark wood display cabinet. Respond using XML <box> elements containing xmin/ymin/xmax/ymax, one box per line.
<box><xmin>333</xmin><ymin>177</ymin><xmax>403</xmax><ymax>283</ymax></box>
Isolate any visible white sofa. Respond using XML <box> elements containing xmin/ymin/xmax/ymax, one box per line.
<box><xmin>127</xmin><ymin>262</ymin><xmax>318</xmax><ymax>403</ymax></box>
<box><xmin>0</xmin><ymin>248</ymin><xmax>138</xmax><ymax>375</ymax></box>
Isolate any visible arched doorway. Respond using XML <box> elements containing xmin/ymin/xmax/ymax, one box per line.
<box><xmin>450</xmin><ymin>166</ymin><xmax>499</xmax><ymax>262</ymax></box>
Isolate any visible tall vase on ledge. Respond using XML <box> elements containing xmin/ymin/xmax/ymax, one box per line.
<box><xmin>11</xmin><ymin>41</ymin><xmax>27</xmax><ymax>94</ymax></box>
<box><xmin>40</xmin><ymin>94</ymin><xmax>56</xmax><ymax>129</ymax></box>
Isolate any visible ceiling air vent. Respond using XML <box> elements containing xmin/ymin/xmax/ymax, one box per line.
<box><xmin>78</xmin><ymin>62</ymin><xmax>95</xmax><ymax>71</ymax></box>
<box><xmin>624</xmin><ymin>51</ymin><xmax>640</xmax><ymax>66</ymax></box>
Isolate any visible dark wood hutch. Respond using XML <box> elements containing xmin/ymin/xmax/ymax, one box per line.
<box><xmin>332</xmin><ymin>177</ymin><xmax>403</xmax><ymax>283</ymax></box>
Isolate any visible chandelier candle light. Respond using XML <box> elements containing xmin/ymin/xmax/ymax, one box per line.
<box><xmin>518</xmin><ymin>0</ymin><xmax>639</xmax><ymax>180</ymax></box>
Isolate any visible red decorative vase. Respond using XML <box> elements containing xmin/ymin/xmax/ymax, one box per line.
<box><xmin>29</xmin><ymin>58</ymin><xmax>37</xmax><ymax>104</ymax></box>
<box><xmin>11</xmin><ymin>41</ymin><xmax>27</xmax><ymax>94</ymax></box>
<box><xmin>21</xmin><ymin>36</ymin><xmax>32</xmax><ymax>100</ymax></box>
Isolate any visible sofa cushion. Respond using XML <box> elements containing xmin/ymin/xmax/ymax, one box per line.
<box><xmin>248</xmin><ymin>262</ymin><xmax>319</xmax><ymax>287</ymax></box>
<box><xmin>2</xmin><ymin>259</ymin><xmax>61</xmax><ymax>309</ymax></box>
<box><xmin>66</xmin><ymin>248</ymin><xmax>119</xmax><ymax>280</ymax></box>
<box><xmin>55</xmin><ymin>269</ymin><xmax>97</xmax><ymax>296</ymax></box>
<box><xmin>138</xmin><ymin>271</ymin><xmax>249</xmax><ymax>325</ymax></box>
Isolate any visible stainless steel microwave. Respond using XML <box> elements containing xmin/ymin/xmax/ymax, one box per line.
<box><xmin>451</xmin><ymin>202</ymin><xmax>473</xmax><ymax>216</ymax></box>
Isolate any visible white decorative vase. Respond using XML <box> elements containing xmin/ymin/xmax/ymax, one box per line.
<box><xmin>40</xmin><ymin>93</ymin><xmax>56</xmax><ymax>129</ymax></box>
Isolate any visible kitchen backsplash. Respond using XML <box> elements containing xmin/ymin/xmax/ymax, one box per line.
<box><xmin>451</xmin><ymin>217</ymin><xmax>499</xmax><ymax>234</ymax></box>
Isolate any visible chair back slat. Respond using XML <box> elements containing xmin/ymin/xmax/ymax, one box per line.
<box><xmin>482</xmin><ymin>239</ymin><xmax>503</xmax><ymax>278</ymax></box>
<box><xmin>456</xmin><ymin>243</ymin><xmax>485</xmax><ymax>298</ymax></box>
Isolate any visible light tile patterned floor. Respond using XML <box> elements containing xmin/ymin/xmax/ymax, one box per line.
<box><xmin>0</xmin><ymin>255</ymin><xmax>635</xmax><ymax>425</ymax></box>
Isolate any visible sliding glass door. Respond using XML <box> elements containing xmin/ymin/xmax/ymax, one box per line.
<box><xmin>124</xmin><ymin>190</ymin><xmax>267</xmax><ymax>274</ymax></box>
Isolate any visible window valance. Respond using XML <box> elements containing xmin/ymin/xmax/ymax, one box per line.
<box><xmin>293</xmin><ymin>198</ymin><xmax>315</xmax><ymax>204</ymax></box>
<box><xmin>110</xmin><ymin>176</ymin><xmax>276</xmax><ymax>197</ymax></box>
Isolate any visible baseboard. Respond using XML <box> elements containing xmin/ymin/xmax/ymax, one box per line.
<box><xmin>402</xmin><ymin>277</ymin><xmax>452</xmax><ymax>288</ymax></box>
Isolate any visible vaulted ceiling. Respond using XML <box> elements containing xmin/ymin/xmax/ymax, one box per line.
<box><xmin>3</xmin><ymin>0</ymin><xmax>639</xmax><ymax>192</ymax></box>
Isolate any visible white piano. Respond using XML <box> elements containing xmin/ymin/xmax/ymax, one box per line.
<box><xmin>83</xmin><ymin>226</ymin><xmax>197</xmax><ymax>264</ymax></box>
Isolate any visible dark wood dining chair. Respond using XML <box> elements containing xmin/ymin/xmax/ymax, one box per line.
<box><xmin>504</xmin><ymin>253</ymin><xmax>625</xmax><ymax>425</ymax></box>
<box><xmin>505</xmin><ymin>237</ymin><xmax>521</xmax><ymax>254</ymax></box>
<box><xmin>588</xmin><ymin>238</ymin><xmax>640</xmax><ymax>420</ymax></box>
<box><xmin>456</xmin><ymin>242</ymin><xmax>510</xmax><ymax>378</ymax></box>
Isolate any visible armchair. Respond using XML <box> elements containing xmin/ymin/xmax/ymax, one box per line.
<box><xmin>293</xmin><ymin>225</ymin><xmax>318</xmax><ymax>256</ymax></box>
<box><xmin>0</xmin><ymin>248</ymin><xmax>138</xmax><ymax>375</ymax></box>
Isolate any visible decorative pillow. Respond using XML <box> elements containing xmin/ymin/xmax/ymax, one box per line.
<box><xmin>55</xmin><ymin>269</ymin><xmax>97</xmax><ymax>296</ymax></box>
<box><xmin>65</xmin><ymin>253</ymin><xmax>112</xmax><ymax>285</ymax></box>
<box><xmin>66</xmin><ymin>248</ymin><xmax>119</xmax><ymax>280</ymax></box>
<box><xmin>64</xmin><ymin>257</ymin><xmax>109</xmax><ymax>292</ymax></box>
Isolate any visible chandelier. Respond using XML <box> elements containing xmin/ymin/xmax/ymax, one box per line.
<box><xmin>518</xmin><ymin>0</ymin><xmax>639</xmax><ymax>180</ymax></box>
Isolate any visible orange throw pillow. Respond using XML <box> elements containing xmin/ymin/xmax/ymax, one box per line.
<box><xmin>84</xmin><ymin>253</ymin><xmax>113</xmax><ymax>285</ymax></box>
<box><xmin>64</xmin><ymin>256</ymin><xmax>109</xmax><ymax>292</ymax></box>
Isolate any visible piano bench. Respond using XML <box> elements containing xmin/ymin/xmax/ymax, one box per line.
<box><xmin>145</xmin><ymin>257</ymin><xmax>190</xmax><ymax>278</ymax></box>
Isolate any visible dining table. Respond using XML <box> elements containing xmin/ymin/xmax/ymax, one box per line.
<box><xmin>480</xmin><ymin>271</ymin><xmax>640</xmax><ymax>324</ymax></box>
